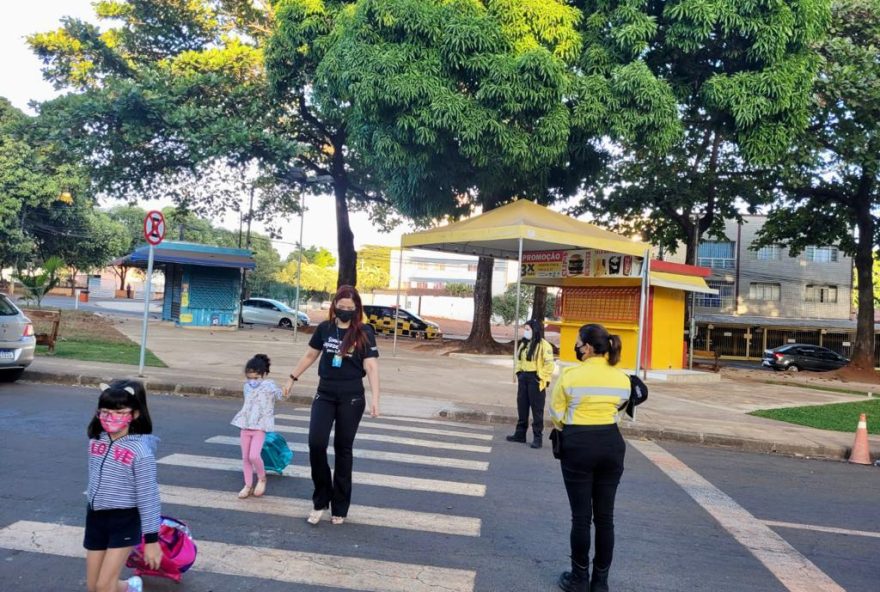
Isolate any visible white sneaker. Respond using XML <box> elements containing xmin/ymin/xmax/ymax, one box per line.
<box><xmin>126</xmin><ymin>576</ymin><xmax>143</xmax><ymax>592</ymax></box>
<box><xmin>307</xmin><ymin>509</ymin><xmax>325</xmax><ymax>525</ymax></box>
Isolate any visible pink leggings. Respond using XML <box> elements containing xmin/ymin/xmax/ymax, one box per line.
<box><xmin>240</xmin><ymin>429</ymin><xmax>266</xmax><ymax>486</ymax></box>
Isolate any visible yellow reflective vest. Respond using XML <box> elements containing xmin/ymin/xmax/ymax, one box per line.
<box><xmin>550</xmin><ymin>357</ymin><xmax>630</xmax><ymax>429</ymax></box>
<box><xmin>515</xmin><ymin>339</ymin><xmax>556</xmax><ymax>392</ymax></box>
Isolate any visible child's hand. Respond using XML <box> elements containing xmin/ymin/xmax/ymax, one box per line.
<box><xmin>144</xmin><ymin>541</ymin><xmax>162</xmax><ymax>570</ymax></box>
<box><xmin>282</xmin><ymin>379</ymin><xmax>293</xmax><ymax>397</ymax></box>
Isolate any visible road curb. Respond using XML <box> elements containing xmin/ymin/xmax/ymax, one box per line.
<box><xmin>436</xmin><ymin>409</ymin><xmax>853</xmax><ymax>461</ymax></box>
<box><xmin>22</xmin><ymin>369</ymin><xmax>856</xmax><ymax>461</ymax></box>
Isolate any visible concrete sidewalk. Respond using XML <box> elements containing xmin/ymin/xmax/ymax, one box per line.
<box><xmin>19</xmin><ymin>318</ymin><xmax>880</xmax><ymax>461</ymax></box>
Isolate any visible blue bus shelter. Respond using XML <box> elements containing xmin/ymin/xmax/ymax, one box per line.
<box><xmin>114</xmin><ymin>241</ymin><xmax>255</xmax><ymax>328</ymax></box>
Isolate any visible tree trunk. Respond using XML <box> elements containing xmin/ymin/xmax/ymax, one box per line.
<box><xmin>464</xmin><ymin>255</ymin><xmax>497</xmax><ymax>349</ymax></box>
<box><xmin>850</xmin><ymin>199</ymin><xmax>875</xmax><ymax>371</ymax></box>
<box><xmin>531</xmin><ymin>286</ymin><xmax>547</xmax><ymax>324</ymax></box>
<box><xmin>333</xmin><ymin>175</ymin><xmax>357</xmax><ymax>289</ymax></box>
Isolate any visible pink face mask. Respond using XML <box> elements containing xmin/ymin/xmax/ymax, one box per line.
<box><xmin>98</xmin><ymin>411</ymin><xmax>133</xmax><ymax>434</ymax></box>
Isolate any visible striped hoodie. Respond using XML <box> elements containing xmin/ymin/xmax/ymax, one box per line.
<box><xmin>86</xmin><ymin>433</ymin><xmax>161</xmax><ymax>543</ymax></box>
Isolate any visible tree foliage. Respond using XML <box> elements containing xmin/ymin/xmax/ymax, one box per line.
<box><xmin>758</xmin><ymin>0</ymin><xmax>880</xmax><ymax>370</ymax></box>
<box><xmin>492</xmin><ymin>283</ymin><xmax>556</xmax><ymax>326</ymax></box>
<box><xmin>574</xmin><ymin>0</ymin><xmax>831</xmax><ymax>264</ymax></box>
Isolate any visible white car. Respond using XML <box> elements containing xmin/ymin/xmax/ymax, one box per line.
<box><xmin>241</xmin><ymin>298</ymin><xmax>309</xmax><ymax>329</ymax></box>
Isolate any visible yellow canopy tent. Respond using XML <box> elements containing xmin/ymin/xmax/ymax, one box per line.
<box><xmin>395</xmin><ymin>200</ymin><xmax>714</xmax><ymax>376</ymax></box>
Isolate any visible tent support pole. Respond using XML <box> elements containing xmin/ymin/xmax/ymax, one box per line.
<box><xmin>633</xmin><ymin>248</ymin><xmax>651</xmax><ymax>419</ymax></box>
<box><xmin>393</xmin><ymin>246</ymin><xmax>404</xmax><ymax>356</ymax></box>
<box><xmin>513</xmin><ymin>237</ymin><xmax>523</xmax><ymax>380</ymax></box>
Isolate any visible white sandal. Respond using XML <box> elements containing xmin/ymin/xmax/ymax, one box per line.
<box><xmin>331</xmin><ymin>516</ymin><xmax>345</xmax><ymax>525</ymax></box>
<box><xmin>307</xmin><ymin>509</ymin><xmax>326</xmax><ymax>525</ymax></box>
<box><xmin>238</xmin><ymin>485</ymin><xmax>252</xmax><ymax>499</ymax></box>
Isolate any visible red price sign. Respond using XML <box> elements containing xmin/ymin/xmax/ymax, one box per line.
<box><xmin>143</xmin><ymin>210</ymin><xmax>166</xmax><ymax>246</ymax></box>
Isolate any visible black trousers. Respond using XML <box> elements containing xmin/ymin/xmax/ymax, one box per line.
<box><xmin>560</xmin><ymin>425</ymin><xmax>626</xmax><ymax>571</ymax></box>
<box><xmin>514</xmin><ymin>371</ymin><xmax>545</xmax><ymax>438</ymax></box>
<box><xmin>308</xmin><ymin>384</ymin><xmax>365</xmax><ymax>517</ymax></box>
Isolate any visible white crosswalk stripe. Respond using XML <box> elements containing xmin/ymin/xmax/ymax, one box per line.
<box><xmin>2</xmin><ymin>411</ymin><xmax>494</xmax><ymax>591</ymax></box>
<box><xmin>273</xmin><ymin>424</ymin><xmax>493</xmax><ymax>453</ymax></box>
<box><xmin>159</xmin><ymin>452</ymin><xmax>487</xmax><ymax>496</ymax></box>
<box><xmin>159</xmin><ymin>485</ymin><xmax>482</xmax><ymax>536</ymax></box>
<box><xmin>275</xmin><ymin>413</ymin><xmax>495</xmax><ymax>441</ymax></box>
<box><xmin>0</xmin><ymin>521</ymin><xmax>477</xmax><ymax>592</ymax></box>
<box><xmin>279</xmin><ymin>408</ymin><xmax>494</xmax><ymax>431</ymax></box>
<box><xmin>206</xmin><ymin>435</ymin><xmax>490</xmax><ymax>471</ymax></box>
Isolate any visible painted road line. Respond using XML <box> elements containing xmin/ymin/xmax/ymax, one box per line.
<box><xmin>631</xmin><ymin>440</ymin><xmax>845</xmax><ymax>592</ymax></box>
<box><xmin>0</xmin><ymin>521</ymin><xmax>476</xmax><ymax>592</ymax></box>
<box><xmin>206</xmin><ymin>436</ymin><xmax>489</xmax><ymax>471</ymax></box>
<box><xmin>281</xmin><ymin>409</ymin><xmax>494</xmax><ymax>431</ymax></box>
<box><xmin>158</xmin><ymin>453</ymin><xmax>486</xmax><ymax>497</ymax></box>
<box><xmin>275</xmin><ymin>414</ymin><xmax>494</xmax><ymax>441</ymax></box>
<box><xmin>273</xmin><ymin>425</ymin><xmax>492</xmax><ymax>454</ymax></box>
<box><xmin>160</xmin><ymin>484</ymin><xmax>481</xmax><ymax>536</ymax></box>
<box><xmin>763</xmin><ymin>520</ymin><xmax>880</xmax><ymax>540</ymax></box>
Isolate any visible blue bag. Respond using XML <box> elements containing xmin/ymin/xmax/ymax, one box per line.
<box><xmin>261</xmin><ymin>432</ymin><xmax>293</xmax><ymax>474</ymax></box>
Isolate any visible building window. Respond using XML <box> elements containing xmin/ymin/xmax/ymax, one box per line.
<box><xmin>805</xmin><ymin>246</ymin><xmax>838</xmax><ymax>263</ymax></box>
<box><xmin>756</xmin><ymin>244</ymin><xmax>782</xmax><ymax>260</ymax></box>
<box><xmin>467</xmin><ymin>263</ymin><xmax>478</xmax><ymax>272</ymax></box>
<box><xmin>805</xmin><ymin>285</ymin><xmax>838</xmax><ymax>303</ymax></box>
<box><xmin>698</xmin><ymin>241</ymin><xmax>736</xmax><ymax>269</ymax></box>
<box><xmin>696</xmin><ymin>280</ymin><xmax>735</xmax><ymax>309</ymax></box>
<box><xmin>749</xmin><ymin>282</ymin><xmax>781</xmax><ymax>301</ymax></box>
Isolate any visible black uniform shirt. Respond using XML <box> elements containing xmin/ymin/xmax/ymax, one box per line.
<box><xmin>309</xmin><ymin>320</ymin><xmax>379</xmax><ymax>382</ymax></box>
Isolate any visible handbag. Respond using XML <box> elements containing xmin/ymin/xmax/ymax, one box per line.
<box><xmin>549</xmin><ymin>428</ymin><xmax>563</xmax><ymax>459</ymax></box>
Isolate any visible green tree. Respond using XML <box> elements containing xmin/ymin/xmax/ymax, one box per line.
<box><xmin>318</xmin><ymin>0</ymin><xmax>677</xmax><ymax>350</ymax></box>
<box><xmin>106</xmin><ymin>205</ymin><xmax>147</xmax><ymax>290</ymax></box>
<box><xmin>492</xmin><ymin>284</ymin><xmax>556</xmax><ymax>326</ymax></box>
<box><xmin>758</xmin><ymin>0</ymin><xmax>880</xmax><ymax>371</ymax></box>
<box><xmin>29</xmin><ymin>1</ymin><xmax>302</xmax><ymax>247</ymax></box>
<box><xmin>573</xmin><ymin>0</ymin><xmax>830</xmax><ymax>265</ymax></box>
<box><xmin>0</xmin><ymin>98</ymin><xmax>88</xmax><ymax>272</ymax></box>
<box><xmin>14</xmin><ymin>256</ymin><xmax>65</xmax><ymax>308</ymax></box>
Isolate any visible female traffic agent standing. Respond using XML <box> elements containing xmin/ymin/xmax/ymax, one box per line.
<box><xmin>506</xmin><ymin>319</ymin><xmax>555</xmax><ymax>448</ymax></box>
<box><xmin>550</xmin><ymin>324</ymin><xmax>629</xmax><ymax>592</ymax></box>
<box><xmin>284</xmin><ymin>285</ymin><xmax>380</xmax><ymax>526</ymax></box>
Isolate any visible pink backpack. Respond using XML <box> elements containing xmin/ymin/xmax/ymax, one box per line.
<box><xmin>126</xmin><ymin>516</ymin><xmax>197</xmax><ymax>582</ymax></box>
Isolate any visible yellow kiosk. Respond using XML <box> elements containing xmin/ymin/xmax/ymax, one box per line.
<box><xmin>396</xmin><ymin>200</ymin><xmax>715</xmax><ymax>372</ymax></box>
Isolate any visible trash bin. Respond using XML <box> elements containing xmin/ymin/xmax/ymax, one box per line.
<box><xmin>79</xmin><ymin>290</ymin><xmax>89</xmax><ymax>303</ymax></box>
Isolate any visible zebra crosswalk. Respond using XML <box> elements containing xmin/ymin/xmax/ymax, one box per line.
<box><xmin>0</xmin><ymin>409</ymin><xmax>495</xmax><ymax>591</ymax></box>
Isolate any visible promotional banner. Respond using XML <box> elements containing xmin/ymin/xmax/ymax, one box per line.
<box><xmin>521</xmin><ymin>250</ymin><xmax>643</xmax><ymax>280</ymax></box>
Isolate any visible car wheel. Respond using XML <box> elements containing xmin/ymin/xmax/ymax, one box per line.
<box><xmin>0</xmin><ymin>368</ymin><xmax>25</xmax><ymax>383</ymax></box>
<box><xmin>786</xmin><ymin>364</ymin><xmax>800</xmax><ymax>372</ymax></box>
<box><xmin>279</xmin><ymin>318</ymin><xmax>293</xmax><ymax>329</ymax></box>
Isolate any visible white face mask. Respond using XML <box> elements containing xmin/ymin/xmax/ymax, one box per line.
<box><xmin>522</xmin><ymin>329</ymin><xmax>533</xmax><ymax>341</ymax></box>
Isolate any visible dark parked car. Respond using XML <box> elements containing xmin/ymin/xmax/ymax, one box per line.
<box><xmin>762</xmin><ymin>344</ymin><xmax>849</xmax><ymax>372</ymax></box>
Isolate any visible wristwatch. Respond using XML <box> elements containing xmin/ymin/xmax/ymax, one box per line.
<box><xmin>289</xmin><ymin>374</ymin><xmax>299</xmax><ymax>381</ymax></box>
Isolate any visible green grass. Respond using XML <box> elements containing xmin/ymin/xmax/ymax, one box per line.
<box><xmin>37</xmin><ymin>338</ymin><xmax>166</xmax><ymax>368</ymax></box>
<box><xmin>750</xmin><ymin>399</ymin><xmax>880</xmax><ymax>434</ymax></box>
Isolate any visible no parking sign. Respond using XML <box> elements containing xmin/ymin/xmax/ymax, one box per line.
<box><xmin>143</xmin><ymin>210</ymin><xmax>166</xmax><ymax>246</ymax></box>
<box><xmin>139</xmin><ymin>210</ymin><xmax>165</xmax><ymax>375</ymax></box>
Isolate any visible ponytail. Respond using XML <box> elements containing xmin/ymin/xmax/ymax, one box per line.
<box><xmin>606</xmin><ymin>334</ymin><xmax>621</xmax><ymax>366</ymax></box>
<box><xmin>578</xmin><ymin>323</ymin><xmax>623</xmax><ymax>366</ymax></box>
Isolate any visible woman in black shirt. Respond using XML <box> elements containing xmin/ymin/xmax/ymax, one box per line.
<box><xmin>284</xmin><ymin>285</ymin><xmax>381</xmax><ymax>525</ymax></box>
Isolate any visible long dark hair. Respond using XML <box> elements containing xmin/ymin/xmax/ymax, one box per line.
<box><xmin>578</xmin><ymin>323</ymin><xmax>622</xmax><ymax>366</ymax></box>
<box><xmin>87</xmin><ymin>380</ymin><xmax>153</xmax><ymax>439</ymax></box>
<box><xmin>330</xmin><ymin>285</ymin><xmax>369</xmax><ymax>355</ymax></box>
<box><xmin>520</xmin><ymin>319</ymin><xmax>544</xmax><ymax>361</ymax></box>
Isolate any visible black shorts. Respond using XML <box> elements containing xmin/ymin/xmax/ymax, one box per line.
<box><xmin>83</xmin><ymin>507</ymin><xmax>141</xmax><ymax>550</ymax></box>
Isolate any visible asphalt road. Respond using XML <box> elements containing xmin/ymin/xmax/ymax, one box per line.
<box><xmin>0</xmin><ymin>382</ymin><xmax>877</xmax><ymax>591</ymax></box>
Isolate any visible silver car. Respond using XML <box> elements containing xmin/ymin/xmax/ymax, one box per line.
<box><xmin>241</xmin><ymin>297</ymin><xmax>309</xmax><ymax>329</ymax></box>
<box><xmin>0</xmin><ymin>294</ymin><xmax>36</xmax><ymax>382</ymax></box>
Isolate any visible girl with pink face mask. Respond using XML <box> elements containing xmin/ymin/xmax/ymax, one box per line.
<box><xmin>85</xmin><ymin>381</ymin><xmax>162</xmax><ymax>592</ymax></box>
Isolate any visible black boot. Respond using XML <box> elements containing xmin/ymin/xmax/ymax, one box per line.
<box><xmin>530</xmin><ymin>435</ymin><xmax>543</xmax><ymax>449</ymax></box>
<box><xmin>506</xmin><ymin>433</ymin><xmax>526</xmax><ymax>443</ymax></box>
<box><xmin>558</xmin><ymin>562</ymin><xmax>588</xmax><ymax>592</ymax></box>
<box><xmin>590</xmin><ymin>566</ymin><xmax>609</xmax><ymax>592</ymax></box>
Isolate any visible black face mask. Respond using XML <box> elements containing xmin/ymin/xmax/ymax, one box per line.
<box><xmin>574</xmin><ymin>344</ymin><xmax>585</xmax><ymax>361</ymax></box>
<box><xmin>336</xmin><ymin>309</ymin><xmax>355</xmax><ymax>323</ymax></box>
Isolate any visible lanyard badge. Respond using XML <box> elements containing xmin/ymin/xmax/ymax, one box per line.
<box><xmin>332</xmin><ymin>354</ymin><xmax>343</xmax><ymax>368</ymax></box>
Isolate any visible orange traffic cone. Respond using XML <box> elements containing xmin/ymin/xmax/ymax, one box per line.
<box><xmin>848</xmin><ymin>413</ymin><xmax>872</xmax><ymax>465</ymax></box>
